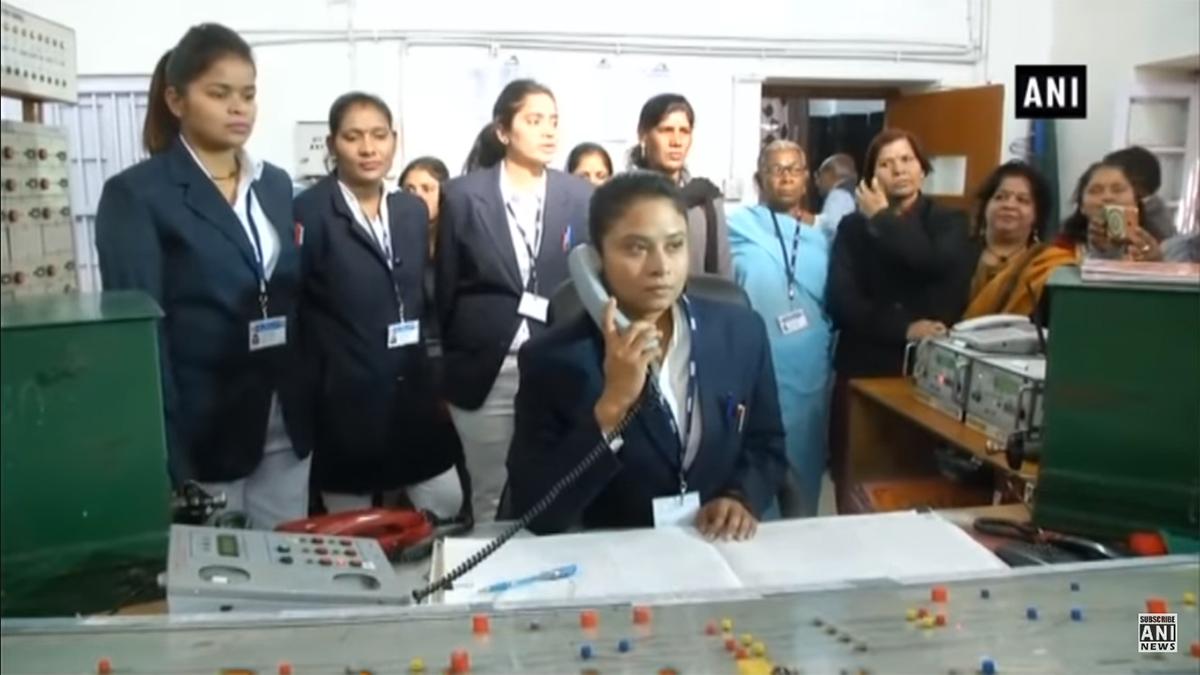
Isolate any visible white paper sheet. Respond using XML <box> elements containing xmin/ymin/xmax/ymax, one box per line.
<box><xmin>434</xmin><ymin>511</ymin><xmax>1005</xmax><ymax>605</ymax></box>
<box><xmin>712</xmin><ymin>511</ymin><xmax>1007</xmax><ymax>589</ymax></box>
<box><xmin>438</xmin><ymin>527</ymin><xmax>742</xmax><ymax>605</ymax></box>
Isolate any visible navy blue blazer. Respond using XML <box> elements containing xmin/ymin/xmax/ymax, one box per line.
<box><xmin>95</xmin><ymin>138</ymin><xmax>311</xmax><ymax>483</ymax></box>
<box><xmin>435</xmin><ymin>165</ymin><xmax>592</xmax><ymax>410</ymax></box>
<box><xmin>295</xmin><ymin>175</ymin><xmax>456</xmax><ymax>493</ymax></box>
<box><xmin>507</xmin><ymin>296</ymin><xmax>788</xmax><ymax>534</ymax></box>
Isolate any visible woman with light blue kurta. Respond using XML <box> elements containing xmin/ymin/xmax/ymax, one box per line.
<box><xmin>728</xmin><ymin>140</ymin><xmax>834</xmax><ymax>516</ymax></box>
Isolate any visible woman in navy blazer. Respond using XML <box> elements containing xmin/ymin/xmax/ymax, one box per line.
<box><xmin>94</xmin><ymin>24</ymin><xmax>311</xmax><ymax>528</ymax></box>
<box><xmin>507</xmin><ymin>172</ymin><xmax>787</xmax><ymax>537</ymax></box>
<box><xmin>295</xmin><ymin>93</ymin><xmax>461</xmax><ymax>517</ymax></box>
<box><xmin>436</xmin><ymin>79</ymin><xmax>593</xmax><ymax>521</ymax></box>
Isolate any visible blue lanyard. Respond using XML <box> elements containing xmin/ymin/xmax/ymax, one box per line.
<box><xmin>245</xmin><ymin>188</ymin><xmax>269</xmax><ymax>318</ymax></box>
<box><xmin>654</xmin><ymin>295</ymin><xmax>699</xmax><ymax>495</ymax></box>
<box><xmin>769</xmin><ymin>209</ymin><xmax>803</xmax><ymax>303</ymax></box>
<box><xmin>506</xmin><ymin>201</ymin><xmax>543</xmax><ymax>293</ymax></box>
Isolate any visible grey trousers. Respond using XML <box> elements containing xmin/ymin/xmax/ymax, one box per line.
<box><xmin>448</xmin><ymin>355</ymin><xmax>520</xmax><ymax>522</ymax></box>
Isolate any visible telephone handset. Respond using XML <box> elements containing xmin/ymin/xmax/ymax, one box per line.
<box><xmin>949</xmin><ymin>313</ymin><xmax>1044</xmax><ymax>355</ymax></box>
<box><xmin>276</xmin><ymin>508</ymin><xmax>471</xmax><ymax>563</ymax></box>
<box><xmin>952</xmin><ymin>314</ymin><xmax>1032</xmax><ymax>333</ymax></box>
<box><xmin>409</xmin><ymin>245</ymin><xmax>660</xmax><ymax>604</ymax></box>
<box><xmin>568</xmin><ymin>245</ymin><xmax>661</xmax><ymax>358</ymax></box>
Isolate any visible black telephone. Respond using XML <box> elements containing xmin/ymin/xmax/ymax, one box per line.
<box><xmin>409</xmin><ymin>244</ymin><xmax>659</xmax><ymax>603</ymax></box>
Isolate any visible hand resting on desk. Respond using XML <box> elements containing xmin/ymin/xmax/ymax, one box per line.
<box><xmin>697</xmin><ymin>497</ymin><xmax>757</xmax><ymax>541</ymax></box>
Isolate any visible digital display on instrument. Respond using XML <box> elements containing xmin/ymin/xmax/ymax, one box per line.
<box><xmin>994</xmin><ymin>377</ymin><xmax>1019</xmax><ymax>395</ymax></box>
<box><xmin>217</xmin><ymin>534</ymin><xmax>239</xmax><ymax>557</ymax></box>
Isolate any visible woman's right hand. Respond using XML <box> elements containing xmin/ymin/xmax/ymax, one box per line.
<box><xmin>906</xmin><ymin>319</ymin><xmax>948</xmax><ymax>341</ymax></box>
<box><xmin>594</xmin><ymin>299</ymin><xmax>662</xmax><ymax>435</ymax></box>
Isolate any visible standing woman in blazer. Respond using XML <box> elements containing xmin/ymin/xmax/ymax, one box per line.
<box><xmin>436</xmin><ymin>79</ymin><xmax>593</xmax><ymax>521</ymax></box>
<box><xmin>295</xmin><ymin>93</ymin><xmax>461</xmax><ymax>517</ymax></box>
<box><xmin>95</xmin><ymin>24</ymin><xmax>311</xmax><ymax>528</ymax></box>
<box><xmin>630</xmin><ymin>94</ymin><xmax>732</xmax><ymax>278</ymax></box>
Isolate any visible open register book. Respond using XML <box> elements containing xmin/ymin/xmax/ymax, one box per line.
<box><xmin>428</xmin><ymin>511</ymin><xmax>1007</xmax><ymax>606</ymax></box>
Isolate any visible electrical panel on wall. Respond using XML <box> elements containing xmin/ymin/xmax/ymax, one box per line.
<box><xmin>294</xmin><ymin>122</ymin><xmax>329</xmax><ymax>181</ymax></box>
<box><xmin>1</xmin><ymin>121</ymin><xmax>77</xmax><ymax>300</ymax></box>
<box><xmin>0</xmin><ymin>3</ymin><xmax>78</xmax><ymax>104</ymax></box>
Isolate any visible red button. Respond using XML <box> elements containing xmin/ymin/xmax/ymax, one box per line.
<box><xmin>931</xmin><ymin>586</ymin><xmax>948</xmax><ymax>603</ymax></box>
<box><xmin>704</xmin><ymin>620</ymin><xmax>718</xmax><ymax>635</ymax></box>
<box><xmin>1190</xmin><ymin>641</ymin><xmax>1200</xmax><ymax>658</ymax></box>
<box><xmin>277</xmin><ymin>662</ymin><xmax>293</xmax><ymax>675</ymax></box>
<box><xmin>580</xmin><ymin>609</ymin><xmax>598</xmax><ymax>629</ymax></box>
<box><xmin>472</xmin><ymin>613</ymin><xmax>490</xmax><ymax>635</ymax></box>
<box><xmin>724</xmin><ymin>636</ymin><xmax>737</xmax><ymax>651</ymax></box>
<box><xmin>916</xmin><ymin>607</ymin><xmax>929</xmax><ymax>618</ymax></box>
<box><xmin>734</xmin><ymin>647</ymin><xmax>748</xmax><ymax>659</ymax></box>
<box><xmin>1146</xmin><ymin>598</ymin><xmax>1168</xmax><ymax>614</ymax></box>
<box><xmin>97</xmin><ymin>658</ymin><xmax>112</xmax><ymax>674</ymax></box>
<box><xmin>632</xmin><ymin>605</ymin><xmax>652</xmax><ymax>625</ymax></box>
<box><xmin>935</xmin><ymin>613</ymin><xmax>947</xmax><ymax>627</ymax></box>
<box><xmin>450</xmin><ymin>648</ymin><xmax>471</xmax><ymax>673</ymax></box>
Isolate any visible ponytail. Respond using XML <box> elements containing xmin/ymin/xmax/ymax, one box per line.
<box><xmin>462</xmin><ymin>122</ymin><xmax>506</xmax><ymax>174</ymax></box>
<box><xmin>141</xmin><ymin>23</ymin><xmax>255</xmax><ymax>156</ymax></box>
<box><xmin>627</xmin><ymin>143</ymin><xmax>649</xmax><ymax>170</ymax></box>
<box><xmin>143</xmin><ymin>50</ymin><xmax>178</xmax><ymax>155</ymax></box>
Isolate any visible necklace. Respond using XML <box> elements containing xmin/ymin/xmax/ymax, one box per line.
<box><xmin>985</xmin><ymin>242</ymin><xmax>1027</xmax><ymax>265</ymax></box>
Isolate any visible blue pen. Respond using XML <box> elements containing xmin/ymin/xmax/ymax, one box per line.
<box><xmin>479</xmin><ymin>564</ymin><xmax>578</xmax><ymax>594</ymax></box>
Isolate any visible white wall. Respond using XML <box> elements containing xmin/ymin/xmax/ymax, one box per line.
<box><xmin>27</xmin><ymin>0</ymin><xmax>1188</xmax><ymax>209</ymax></box>
<box><xmin>1051</xmin><ymin>0</ymin><xmax>1200</xmax><ymax>205</ymax></box>
<box><xmin>24</xmin><ymin>0</ymin><xmax>987</xmax><ymax>195</ymax></box>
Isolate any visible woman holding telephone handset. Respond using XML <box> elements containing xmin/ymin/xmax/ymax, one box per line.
<box><xmin>506</xmin><ymin>172</ymin><xmax>787</xmax><ymax>538</ymax></box>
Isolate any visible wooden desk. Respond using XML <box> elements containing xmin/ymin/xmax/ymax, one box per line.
<box><xmin>846</xmin><ymin>377</ymin><xmax>1037</xmax><ymax>506</ymax></box>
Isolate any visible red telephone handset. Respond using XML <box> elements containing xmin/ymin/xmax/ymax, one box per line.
<box><xmin>276</xmin><ymin>508</ymin><xmax>436</xmax><ymax>559</ymax></box>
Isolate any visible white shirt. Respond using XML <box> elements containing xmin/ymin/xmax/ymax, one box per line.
<box><xmin>180</xmin><ymin>136</ymin><xmax>280</xmax><ymax>279</ymax></box>
<box><xmin>337</xmin><ymin>180</ymin><xmax>392</xmax><ymax>266</ymax></box>
<box><xmin>656</xmin><ymin>302</ymin><xmax>701</xmax><ymax>471</ymax></box>
<box><xmin>498</xmin><ymin>162</ymin><xmax>548</xmax><ymax>353</ymax></box>
<box><xmin>180</xmin><ymin>136</ymin><xmax>289</xmax><ymax>454</ymax></box>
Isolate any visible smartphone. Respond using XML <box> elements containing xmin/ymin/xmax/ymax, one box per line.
<box><xmin>1102</xmin><ymin>204</ymin><xmax>1128</xmax><ymax>241</ymax></box>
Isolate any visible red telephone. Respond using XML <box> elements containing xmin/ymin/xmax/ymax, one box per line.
<box><xmin>276</xmin><ymin>508</ymin><xmax>468</xmax><ymax>561</ymax></box>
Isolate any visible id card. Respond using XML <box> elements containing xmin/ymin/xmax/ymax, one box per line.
<box><xmin>777</xmin><ymin>308</ymin><xmax>809</xmax><ymax>335</ymax></box>
<box><xmin>249</xmin><ymin>317</ymin><xmax>287</xmax><ymax>351</ymax></box>
<box><xmin>652</xmin><ymin>491</ymin><xmax>701</xmax><ymax>528</ymax></box>
<box><xmin>518</xmin><ymin>292</ymin><xmax>550</xmax><ymax>323</ymax></box>
<box><xmin>387</xmin><ymin>320</ymin><xmax>420</xmax><ymax>349</ymax></box>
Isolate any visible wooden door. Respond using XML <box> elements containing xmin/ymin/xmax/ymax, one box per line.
<box><xmin>886</xmin><ymin>85</ymin><xmax>1004</xmax><ymax>214</ymax></box>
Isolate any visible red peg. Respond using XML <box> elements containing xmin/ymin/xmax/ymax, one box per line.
<box><xmin>277</xmin><ymin>662</ymin><xmax>293</xmax><ymax>675</ymax></box>
<box><xmin>472</xmin><ymin>613</ymin><xmax>490</xmax><ymax>635</ymax></box>
<box><xmin>450</xmin><ymin>648</ymin><xmax>471</xmax><ymax>673</ymax></box>
<box><xmin>931</xmin><ymin>586</ymin><xmax>948</xmax><ymax>603</ymax></box>
<box><xmin>1146</xmin><ymin>598</ymin><xmax>1168</xmax><ymax>614</ymax></box>
<box><xmin>96</xmin><ymin>658</ymin><xmax>112</xmax><ymax>675</ymax></box>
<box><xmin>580</xmin><ymin>609</ymin><xmax>598</xmax><ymax>630</ymax></box>
<box><xmin>632</xmin><ymin>605</ymin><xmax>652</xmax><ymax>625</ymax></box>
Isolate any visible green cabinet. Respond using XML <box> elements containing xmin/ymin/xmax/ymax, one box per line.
<box><xmin>1034</xmin><ymin>267</ymin><xmax>1200</xmax><ymax>540</ymax></box>
<box><xmin>1</xmin><ymin>291</ymin><xmax>170</xmax><ymax>616</ymax></box>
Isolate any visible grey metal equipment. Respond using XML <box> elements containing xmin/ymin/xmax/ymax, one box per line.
<box><xmin>3</xmin><ymin>557</ymin><xmax>1197</xmax><ymax>674</ymax></box>
<box><xmin>907</xmin><ymin>315</ymin><xmax>1047</xmax><ymax>456</ymax></box>
<box><xmin>164</xmin><ymin>525</ymin><xmax>410</xmax><ymax>613</ymax></box>
<box><xmin>968</xmin><ymin>355</ymin><xmax>1046</xmax><ymax>455</ymax></box>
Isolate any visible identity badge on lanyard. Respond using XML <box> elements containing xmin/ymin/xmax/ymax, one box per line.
<box><xmin>385</xmin><ymin>275</ymin><xmax>419</xmax><ymax>349</ymax></box>
<box><xmin>651</xmin><ymin>296</ymin><xmax>702</xmax><ymax>527</ymax></box>
<box><xmin>510</xmin><ymin>201</ymin><xmax>550</xmax><ymax>323</ymax></box>
<box><xmin>245</xmin><ymin>189</ymin><xmax>287</xmax><ymax>352</ymax></box>
<box><xmin>365</xmin><ymin>201</ymin><xmax>420</xmax><ymax>349</ymax></box>
<box><xmin>770</xmin><ymin>210</ymin><xmax>809</xmax><ymax>336</ymax></box>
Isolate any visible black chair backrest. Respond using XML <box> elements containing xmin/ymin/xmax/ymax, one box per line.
<box><xmin>548</xmin><ymin>273</ymin><xmax>751</xmax><ymax>326</ymax></box>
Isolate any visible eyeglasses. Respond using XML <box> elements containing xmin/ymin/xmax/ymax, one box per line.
<box><xmin>765</xmin><ymin>165</ymin><xmax>806</xmax><ymax>178</ymax></box>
